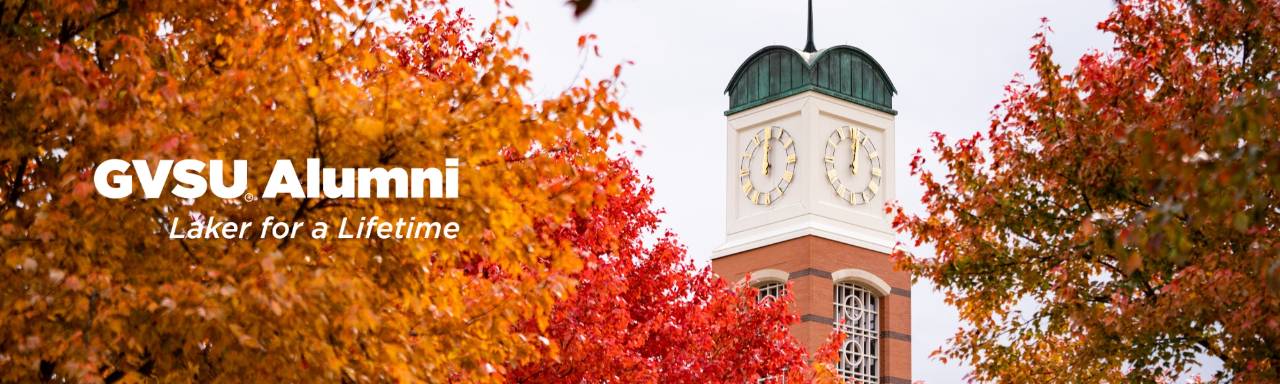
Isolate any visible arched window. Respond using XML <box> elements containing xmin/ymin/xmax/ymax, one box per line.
<box><xmin>747</xmin><ymin>269</ymin><xmax>789</xmax><ymax>303</ymax></box>
<box><xmin>748</xmin><ymin>269</ymin><xmax>790</xmax><ymax>384</ymax></box>
<box><xmin>834</xmin><ymin>281</ymin><xmax>879</xmax><ymax>383</ymax></box>
<box><xmin>755</xmin><ymin>280</ymin><xmax>785</xmax><ymax>302</ymax></box>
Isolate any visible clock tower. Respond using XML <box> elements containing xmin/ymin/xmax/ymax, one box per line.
<box><xmin>711</xmin><ymin>2</ymin><xmax>911</xmax><ymax>383</ymax></box>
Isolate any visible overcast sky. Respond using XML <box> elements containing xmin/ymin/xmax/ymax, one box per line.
<box><xmin>454</xmin><ymin>0</ymin><xmax>1115</xmax><ymax>381</ymax></box>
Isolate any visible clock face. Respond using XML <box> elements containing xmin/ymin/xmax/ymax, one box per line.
<box><xmin>738</xmin><ymin>126</ymin><xmax>797</xmax><ymax>206</ymax></box>
<box><xmin>823</xmin><ymin>126</ymin><xmax>882</xmax><ymax>206</ymax></box>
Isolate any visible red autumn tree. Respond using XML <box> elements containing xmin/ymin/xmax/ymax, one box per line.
<box><xmin>894</xmin><ymin>0</ymin><xmax>1280</xmax><ymax>381</ymax></box>
<box><xmin>508</xmin><ymin>157</ymin><xmax>811</xmax><ymax>383</ymax></box>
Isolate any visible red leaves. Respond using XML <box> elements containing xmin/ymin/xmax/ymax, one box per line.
<box><xmin>391</xmin><ymin>8</ymin><xmax>491</xmax><ymax>81</ymax></box>
<box><xmin>510</xmin><ymin>158</ymin><xmax>807</xmax><ymax>383</ymax></box>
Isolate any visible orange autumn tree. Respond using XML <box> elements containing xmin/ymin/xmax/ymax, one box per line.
<box><xmin>894</xmin><ymin>0</ymin><xmax>1280</xmax><ymax>382</ymax></box>
<box><xmin>0</xmin><ymin>0</ymin><xmax>637</xmax><ymax>382</ymax></box>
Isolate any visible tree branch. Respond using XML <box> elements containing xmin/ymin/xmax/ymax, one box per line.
<box><xmin>5</xmin><ymin>155</ymin><xmax>28</xmax><ymax>208</ymax></box>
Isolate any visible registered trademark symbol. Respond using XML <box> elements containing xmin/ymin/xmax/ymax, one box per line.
<box><xmin>242</xmin><ymin>193</ymin><xmax>258</xmax><ymax>202</ymax></box>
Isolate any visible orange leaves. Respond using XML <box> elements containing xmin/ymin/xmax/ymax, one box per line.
<box><xmin>0</xmin><ymin>0</ymin><xmax>641</xmax><ymax>382</ymax></box>
<box><xmin>896</xmin><ymin>0</ymin><xmax>1280</xmax><ymax>382</ymax></box>
<box><xmin>391</xmin><ymin>5</ymin><xmax>409</xmax><ymax>21</ymax></box>
<box><xmin>576</xmin><ymin>33</ymin><xmax>602</xmax><ymax>57</ymax></box>
<box><xmin>1120</xmin><ymin>250</ymin><xmax>1144</xmax><ymax>274</ymax></box>
<box><xmin>576</xmin><ymin>33</ymin><xmax>595</xmax><ymax>48</ymax></box>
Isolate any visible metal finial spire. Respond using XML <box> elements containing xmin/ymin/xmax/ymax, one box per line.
<box><xmin>803</xmin><ymin>0</ymin><xmax>817</xmax><ymax>53</ymax></box>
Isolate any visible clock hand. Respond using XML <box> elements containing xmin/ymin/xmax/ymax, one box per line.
<box><xmin>850</xmin><ymin>128</ymin><xmax>861</xmax><ymax>176</ymax></box>
<box><xmin>761</xmin><ymin>126</ymin><xmax>772</xmax><ymax>176</ymax></box>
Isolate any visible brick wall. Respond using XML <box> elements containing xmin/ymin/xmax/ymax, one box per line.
<box><xmin>712</xmin><ymin>236</ymin><xmax>911</xmax><ymax>383</ymax></box>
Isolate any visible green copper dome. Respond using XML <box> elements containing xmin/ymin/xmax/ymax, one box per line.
<box><xmin>724</xmin><ymin>45</ymin><xmax>896</xmax><ymax>116</ymax></box>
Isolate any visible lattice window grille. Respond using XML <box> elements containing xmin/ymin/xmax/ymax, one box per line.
<box><xmin>755</xmin><ymin>281</ymin><xmax>786</xmax><ymax>303</ymax></box>
<box><xmin>834</xmin><ymin>282</ymin><xmax>879</xmax><ymax>383</ymax></box>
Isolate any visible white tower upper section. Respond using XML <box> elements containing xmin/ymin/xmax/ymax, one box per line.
<box><xmin>714</xmin><ymin>45</ymin><xmax>898</xmax><ymax>258</ymax></box>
